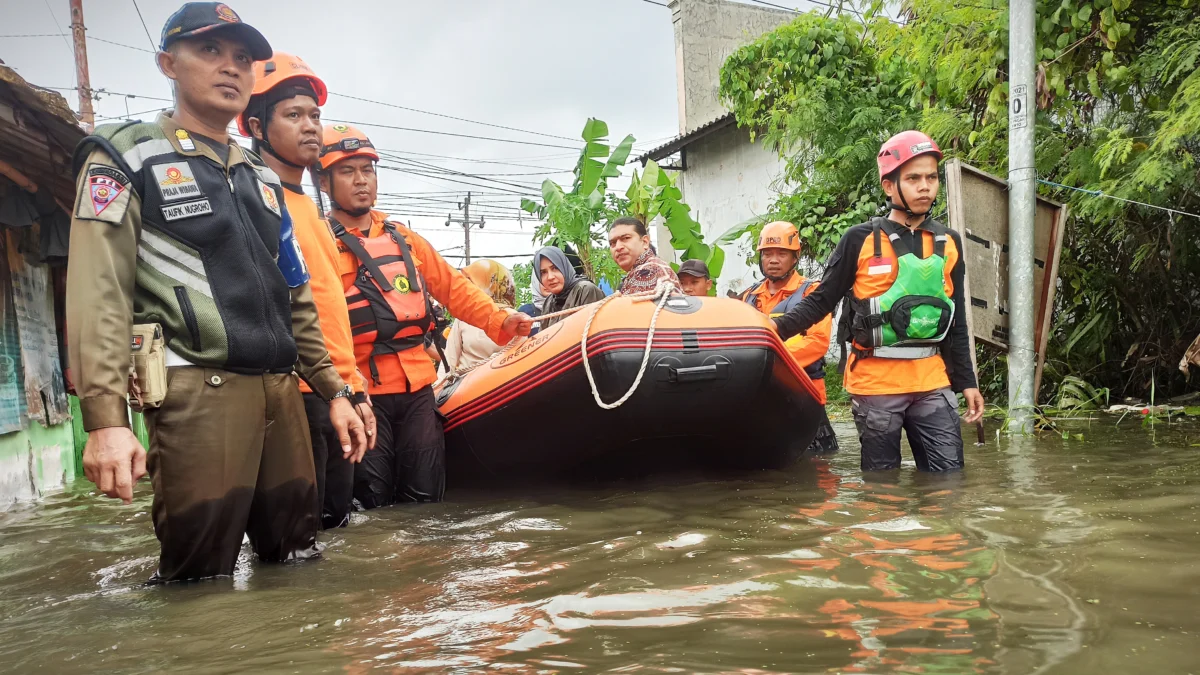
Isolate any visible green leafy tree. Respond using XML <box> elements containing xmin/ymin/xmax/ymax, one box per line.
<box><xmin>719</xmin><ymin>0</ymin><xmax>1200</xmax><ymax>400</ymax></box>
<box><xmin>521</xmin><ymin>119</ymin><xmax>633</xmax><ymax>288</ymax></box>
<box><xmin>625</xmin><ymin>159</ymin><xmax>726</xmax><ymax>291</ymax></box>
<box><xmin>511</xmin><ymin>261</ymin><xmax>533</xmax><ymax>307</ymax></box>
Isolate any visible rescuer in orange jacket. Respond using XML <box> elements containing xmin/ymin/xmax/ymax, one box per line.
<box><xmin>773</xmin><ymin>131</ymin><xmax>985</xmax><ymax>472</ymax></box>
<box><xmin>743</xmin><ymin>221</ymin><xmax>839</xmax><ymax>454</ymax></box>
<box><xmin>239</xmin><ymin>53</ymin><xmax>376</xmax><ymax>529</ymax></box>
<box><xmin>318</xmin><ymin>124</ymin><xmax>533</xmax><ymax>505</ymax></box>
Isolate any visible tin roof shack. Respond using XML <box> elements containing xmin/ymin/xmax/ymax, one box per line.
<box><xmin>0</xmin><ymin>64</ymin><xmax>84</xmax><ymax>508</ymax></box>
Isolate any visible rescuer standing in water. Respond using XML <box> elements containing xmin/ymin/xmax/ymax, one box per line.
<box><xmin>773</xmin><ymin>131</ymin><xmax>984</xmax><ymax>472</ymax></box>
<box><xmin>317</xmin><ymin>124</ymin><xmax>533</xmax><ymax>507</ymax></box>
<box><xmin>743</xmin><ymin>221</ymin><xmax>839</xmax><ymax>454</ymax></box>
<box><xmin>239</xmin><ymin>52</ymin><xmax>377</xmax><ymax>529</ymax></box>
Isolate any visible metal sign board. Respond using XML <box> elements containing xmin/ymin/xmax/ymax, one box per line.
<box><xmin>944</xmin><ymin>159</ymin><xmax>1068</xmax><ymax>403</ymax></box>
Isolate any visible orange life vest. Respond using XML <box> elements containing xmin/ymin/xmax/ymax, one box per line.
<box><xmin>329</xmin><ymin>217</ymin><xmax>434</xmax><ymax>384</ymax></box>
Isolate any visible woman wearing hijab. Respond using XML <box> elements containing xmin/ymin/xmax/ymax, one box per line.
<box><xmin>535</xmin><ymin>245</ymin><xmax>605</xmax><ymax>329</ymax></box>
<box><xmin>438</xmin><ymin>259</ymin><xmax>516</xmax><ymax>382</ymax></box>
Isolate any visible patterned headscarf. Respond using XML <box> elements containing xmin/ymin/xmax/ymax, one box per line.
<box><xmin>462</xmin><ymin>259</ymin><xmax>515</xmax><ymax>308</ymax></box>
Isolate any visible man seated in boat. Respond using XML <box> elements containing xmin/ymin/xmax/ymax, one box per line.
<box><xmin>535</xmin><ymin>245</ymin><xmax>605</xmax><ymax>328</ymax></box>
<box><xmin>608</xmin><ymin>217</ymin><xmax>681</xmax><ymax>295</ymax></box>
<box><xmin>743</xmin><ymin>221</ymin><xmax>839</xmax><ymax>455</ymax></box>
<box><xmin>677</xmin><ymin>259</ymin><xmax>713</xmax><ymax>297</ymax></box>
<box><xmin>772</xmin><ymin>131</ymin><xmax>985</xmax><ymax>473</ymax></box>
<box><xmin>317</xmin><ymin>125</ymin><xmax>534</xmax><ymax>506</ymax></box>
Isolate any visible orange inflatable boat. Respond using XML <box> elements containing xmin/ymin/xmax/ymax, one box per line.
<box><xmin>436</xmin><ymin>294</ymin><xmax>826</xmax><ymax>480</ymax></box>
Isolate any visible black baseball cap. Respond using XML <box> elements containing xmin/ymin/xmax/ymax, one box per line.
<box><xmin>678</xmin><ymin>259</ymin><xmax>711</xmax><ymax>278</ymax></box>
<box><xmin>160</xmin><ymin>3</ymin><xmax>273</xmax><ymax>61</ymax></box>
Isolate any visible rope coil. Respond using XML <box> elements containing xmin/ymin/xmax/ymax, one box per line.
<box><xmin>444</xmin><ymin>280</ymin><xmax>680</xmax><ymax>412</ymax></box>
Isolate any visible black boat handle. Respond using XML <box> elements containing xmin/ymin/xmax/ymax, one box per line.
<box><xmin>668</xmin><ymin>363</ymin><xmax>726</xmax><ymax>383</ymax></box>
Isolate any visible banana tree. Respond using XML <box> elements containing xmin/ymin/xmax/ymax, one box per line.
<box><xmin>521</xmin><ymin>118</ymin><xmax>634</xmax><ymax>283</ymax></box>
<box><xmin>625</xmin><ymin>159</ymin><xmax>725</xmax><ymax>293</ymax></box>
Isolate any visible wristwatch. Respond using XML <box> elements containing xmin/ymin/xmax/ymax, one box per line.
<box><xmin>329</xmin><ymin>385</ymin><xmax>353</xmax><ymax>402</ymax></box>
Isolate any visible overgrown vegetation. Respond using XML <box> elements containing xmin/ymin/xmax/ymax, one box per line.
<box><xmin>718</xmin><ymin>0</ymin><xmax>1200</xmax><ymax>402</ymax></box>
<box><xmin>522</xmin><ymin>118</ymin><xmax>721</xmax><ymax>290</ymax></box>
<box><xmin>511</xmin><ymin>261</ymin><xmax>533</xmax><ymax>307</ymax></box>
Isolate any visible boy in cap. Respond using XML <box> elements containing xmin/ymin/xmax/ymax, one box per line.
<box><xmin>677</xmin><ymin>259</ymin><xmax>713</xmax><ymax>297</ymax></box>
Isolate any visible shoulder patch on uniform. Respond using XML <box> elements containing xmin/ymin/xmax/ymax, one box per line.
<box><xmin>258</xmin><ymin>180</ymin><xmax>281</xmax><ymax>217</ymax></box>
<box><xmin>75</xmin><ymin>164</ymin><xmax>133</xmax><ymax>225</ymax></box>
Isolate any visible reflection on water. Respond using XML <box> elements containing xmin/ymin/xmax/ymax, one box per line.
<box><xmin>2</xmin><ymin>422</ymin><xmax>1200</xmax><ymax>673</ymax></box>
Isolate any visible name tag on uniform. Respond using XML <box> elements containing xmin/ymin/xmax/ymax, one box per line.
<box><xmin>152</xmin><ymin>162</ymin><xmax>203</xmax><ymax>202</ymax></box>
<box><xmin>161</xmin><ymin>199</ymin><xmax>213</xmax><ymax>221</ymax></box>
<box><xmin>867</xmin><ymin>256</ymin><xmax>893</xmax><ymax>275</ymax></box>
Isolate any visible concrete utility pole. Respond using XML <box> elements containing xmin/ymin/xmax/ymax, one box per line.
<box><xmin>445</xmin><ymin>192</ymin><xmax>485</xmax><ymax>265</ymax></box>
<box><xmin>68</xmin><ymin>0</ymin><xmax>95</xmax><ymax>131</ymax></box>
<box><xmin>1007</xmin><ymin>0</ymin><xmax>1037</xmax><ymax>432</ymax></box>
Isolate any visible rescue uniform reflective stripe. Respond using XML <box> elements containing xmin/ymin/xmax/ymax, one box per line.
<box><xmin>137</xmin><ymin>228</ymin><xmax>214</xmax><ymax>298</ymax></box>
<box><xmin>123</xmin><ymin>138</ymin><xmax>176</xmax><ymax>173</ymax></box>
<box><xmin>871</xmin><ymin>345</ymin><xmax>940</xmax><ymax>360</ymax></box>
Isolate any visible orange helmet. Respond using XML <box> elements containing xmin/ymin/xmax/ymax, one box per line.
<box><xmin>319</xmin><ymin>123</ymin><xmax>379</xmax><ymax>170</ymax></box>
<box><xmin>757</xmin><ymin>221</ymin><xmax>801</xmax><ymax>252</ymax></box>
<box><xmin>236</xmin><ymin>52</ymin><xmax>327</xmax><ymax>136</ymax></box>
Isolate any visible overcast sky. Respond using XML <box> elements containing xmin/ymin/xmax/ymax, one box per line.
<box><xmin>1</xmin><ymin>0</ymin><xmax>688</xmax><ymax>265</ymax></box>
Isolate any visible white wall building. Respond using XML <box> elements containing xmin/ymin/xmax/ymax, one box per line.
<box><xmin>642</xmin><ymin>0</ymin><xmax>794</xmax><ymax>297</ymax></box>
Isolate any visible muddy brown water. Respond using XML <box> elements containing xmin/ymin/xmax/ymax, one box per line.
<box><xmin>2</xmin><ymin>421</ymin><xmax>1199</xmax><ymax>674</ymax></box>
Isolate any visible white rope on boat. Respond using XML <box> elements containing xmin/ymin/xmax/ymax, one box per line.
<box><xmin>445</xmin><ymin>280</ymin><xmax>679</xmax><ymax>411</ymax></box>
<box><xmin>581</xmin><ymin>278</ymin><xmax>676</xmax><ymax>410</ymax></box>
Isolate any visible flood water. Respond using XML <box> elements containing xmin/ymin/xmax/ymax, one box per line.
<box><xmin>2</xmin><ymin>420</ymin><xmax>1199</xmax><ymax>674</ymax></box>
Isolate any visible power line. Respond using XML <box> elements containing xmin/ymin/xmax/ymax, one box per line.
<box><xmin>94</xmin><ymin>106</ymin><xmax>169</xmax><ymax>122</ymax></box>
<box><xmin>379</xmin><ymin>150</ymin><xmax>545</xmax><ymax>191</ymax></box>
<box><xmin>1038</xmin><ymin>179</ymin><xmax>1200</xmax><ymax>221</ymax></box>
<box><xmin>375</xmin><ymin>149</ymin><xmax>570</xmax><ymax>172</ymax></box>
<box><xmin>40</xmin><ymin>1</ymin><xmax>73</xmax><ymax>60</ymax></box>
<box><xmin>91</xmin><ymin>34</ymin><xmax>153</xmax><ymax>53</ymax></box>
<box><xmin>323</xmin><ymin>117</ymin><xmax>577</xmax><ymax>150</ymax></box>
<box><xmin>329</xmin><ymin>91</ymin><xmax>576</xmax><ymax>142</ymax></box>
<box><xmin>640</xmin><ymin>0</ymin><xmax>669</xmax><ymax>6</ymax></box>
<box><xmin>377</xmin><ymin>164</ymin><xmax>538</xmax><ymax>196</ymax></box>
<box><xmin>130</xmin><ymin>0</ymin><xmax>157</xmax><ymax>51</ymax></box>
<box><xmin>0</xmin><ymin>30</ymin><xmax>157</xmax><ymax>53</ymax></box>
<box><xmin>42</xmin><ymin>85</ymin><xmax>173</xmax><ymax>102</ymax></box>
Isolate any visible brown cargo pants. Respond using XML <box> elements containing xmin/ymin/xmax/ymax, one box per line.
<box><xmin>143</xmin><ymin>367</ymin><xmax>320</xmax><ymax>582</ymax></box>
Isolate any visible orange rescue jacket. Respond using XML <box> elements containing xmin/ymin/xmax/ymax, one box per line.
<box><xmin>334</xmin><ymin>210</ymin><xmax>513</xmax><ymax>396</ymax></box>
<box><xmin>282</xmin><ymin>187</ymin><xmax>362</xmax><ymax>394</ymax></box>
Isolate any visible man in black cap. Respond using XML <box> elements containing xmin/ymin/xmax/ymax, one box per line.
<box><xmin>66</xmin><ymin>2</ymin><xmax>366</xmax><ymax>583</ymax></box>
<box><xmin>676</xmin><ymin>259</ymin><xmax>713</xmax><ymax>297</ymax></box>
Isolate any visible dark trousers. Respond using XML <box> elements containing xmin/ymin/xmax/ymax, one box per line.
<box><xmin>353</xmin><ymin>387</ymin><xmax>445</xmax><ymax>507</ymax></box>
<box><xmin>850</xmin><ymin>388</ymin><xmax>964</xmax><ymax>472</ymax></box>
<box><xmin>144</xmin><ymin>368</ymin><xmax>320</xmax><ymax>582</ymax></box>
<box><xmin>807</xmin><ymin>407</ymin><xmax>840</xmax><ymax>455</ymax></box>
<box><xmin>302</xmin><ymin>393</ymin><xmax>355</xmax><ymax>529</ymax></box>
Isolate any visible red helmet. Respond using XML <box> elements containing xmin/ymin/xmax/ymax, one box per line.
<box><xmin>877</xmin><ymin>131</ymin><xmax>943</xmax><ymax>179</ymax></box>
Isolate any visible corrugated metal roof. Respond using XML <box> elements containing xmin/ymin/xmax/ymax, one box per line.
<box><xmin>0</xmin><ymin>65</ymin><xmax>85</xmax><ymax>211</ymax></box>
<box><xmin>635</xmin><ymin>113</ymin><xmax>736</xmax><ymax>164</ymax></box>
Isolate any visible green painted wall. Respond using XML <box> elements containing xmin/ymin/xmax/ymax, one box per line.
<box><xmin>0</xmin><ymin>420</ymin><xmax>76</xmax><ymax>506</ymax></box>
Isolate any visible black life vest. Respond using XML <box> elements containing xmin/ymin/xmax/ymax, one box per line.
<box><xmin>745</xmin><ymin>276</ymin><xmax>825</xmax><ymax>381</ymax></box>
